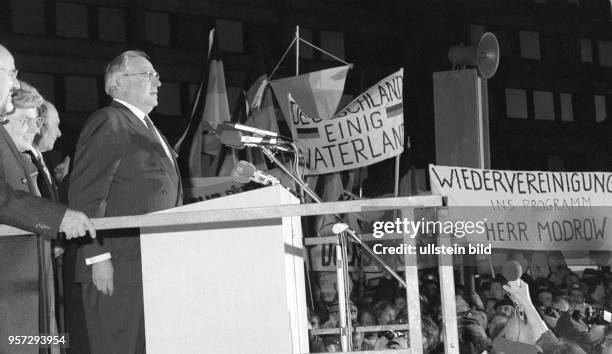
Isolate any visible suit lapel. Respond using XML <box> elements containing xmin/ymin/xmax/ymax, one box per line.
<box><xmin>0</xmin><ymin>126</ymin><xmax>38</xmax><ymax>195</ymax></box>
<box><xmin>158</xmin><ymin>133</ymin><xmax>183</xmax><ymax>206</ymax></box>
<box><xmin>110</xmin><ymin>101</ymin><xmax>180</xmax><ymax>189</ymax></box>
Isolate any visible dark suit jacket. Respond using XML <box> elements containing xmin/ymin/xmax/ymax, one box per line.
<box><xmin>0</xmin><ymin>125</ymin><xmax>65</xmax><ymax>352</ymax></box>
<box><xmin>69</xmin><ymin>100</ymin><xmax>182</xmax><ymax>284</ymax></box>
<box><xmin>0</xmin><ymin>126</ymin><xmax>66</xmax><ymax>237</ymax></box>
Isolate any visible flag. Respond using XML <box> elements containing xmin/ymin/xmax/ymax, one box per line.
<box><xmin>228</xmin><ymin>49</ymin><xmax>279</xmax><ymax>171</ymax></box>
<box><xmin>245</xmin><ymin>75</ymin><xmax>279</xmax><ymax>134</ymax></box>
<box><xmin>269</xmin><ymin>66</ymin><xmax>350</xmax><ymax>237</ymax></box>
<box><xmin>269</xmin><ymin>65</ymin><xmax>350</xmax><ymax>135</ymax></box>
<box><xmin>176</xmin><ymin>28</ymin><xmax>231</xmax><ymax>177</ymax></box>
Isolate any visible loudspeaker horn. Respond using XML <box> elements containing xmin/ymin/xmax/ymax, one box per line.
<box><xmin>448</xmin><ymin>32</ymin><xmax>500</xmax><ymax>79</ymax></box>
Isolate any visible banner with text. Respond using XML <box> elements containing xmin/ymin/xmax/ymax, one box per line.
<box><xmin>288</xmin><ymin>69</ymin><xmax>405</xmax><ymax>175</ymax></box>
<box><xmin>429</xmin><ymin>164</ymin><xmax>612</xmax><ymax>251</ymax></box>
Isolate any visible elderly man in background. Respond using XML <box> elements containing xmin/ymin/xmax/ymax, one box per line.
<box><xmin>33</xmin><ymin>100</ymin><xmax>91</xmax><ymax>353</ymax></box>
<box><xmin>32</xmin><ymin>101</ymin><xmax>62</xmax><ymax>200</ymax></box>
<box><xmin>0</xmin><ymin>82</ymin><xmax>60</xmax><ymax>354</ymax></box>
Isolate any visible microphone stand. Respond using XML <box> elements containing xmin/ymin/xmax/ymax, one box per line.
<box><xmin>260</xmin><ymin>146</ymin><xmax>409</xmax><ymax>289</ymax></box>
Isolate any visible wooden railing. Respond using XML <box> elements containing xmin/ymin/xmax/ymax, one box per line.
<box><xmin>0</xmin><ymin>195</ymin><xmax>461</xmax><ymax>353</ymax></box>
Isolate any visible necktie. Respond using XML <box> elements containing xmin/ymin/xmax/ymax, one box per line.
<box><xmin>144</xmin><ymin>115</ymin><xmax>176</xmax><ymax>167</ymax></box>
<box><xmin>25</xmin><ymin>151</ymin><xmax>56</xmax><ymax>200</ymax></box>
<box><xmin>144</xmin><ymin>115</ymin><xmax>162</xmax><ymax>144</ymax></box>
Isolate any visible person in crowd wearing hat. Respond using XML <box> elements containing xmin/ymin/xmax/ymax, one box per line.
<box><xmin>569</xmin><ymin>282</ymin><xmax>587</xmax><ymax>309</ymax></box>
<box><xmin>321</xmin><ymin>301</ymin><xmax>358</xmax><ymax>328</ymax></box>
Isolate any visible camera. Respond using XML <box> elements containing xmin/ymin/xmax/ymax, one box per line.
<box><xmin>586</xmin><ymin>306</ymin><xmax>612</xmax><ymax>325</ymax></box>
<box><xmin>571</xmin><ymin>305</ymin><xmax>612</xmax><ymax>325</ymax></box>
<box><xmin>383</xmin><ymin>330</ymin><xmax>403</xmax><ymax>341</ymax></box>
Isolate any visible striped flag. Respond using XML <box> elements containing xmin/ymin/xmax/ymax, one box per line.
<box><xmin>386</xmin><ymin>102</ymin><xmax>403</xmax><ymax>118</ymax></box>
<box><xmin>176</xmin><ymin>28</ymin><xmax>231</xmax><ymax>177</ymax></box>
<box><xmin>295</xmin><ymin>127</ymin><xmax>320</xmax><ymax>140</ymax></box>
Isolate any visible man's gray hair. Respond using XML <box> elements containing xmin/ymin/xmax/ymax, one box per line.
<box><xmin>40</xmin><ymin>100</ymin><xmax>56</xmax><ymax>123</ymax></box>
<box><xmin>104</xmin><ymin>50</ymin><xmax>150</xmax><ymax>96</ymax></box>
<box><xmin>12</xmin><ymin>81</ymin><xmax>43</xmax><ymax>110</ymax></box>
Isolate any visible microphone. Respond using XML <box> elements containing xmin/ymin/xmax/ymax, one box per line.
<box><xmin>221</xmin><ymin>130</ymin><xmax>291</xmax><ymax>150</ymax></box>
<box><xmin>231</xmin><ymin>160</ymin><xmax>280</xmax><ymax>186</ymax></box>
<box><xmin>218</xmin><ymin>121</ymin><xmax>280</xmax><ymax>138</ymax></box>
<box><xmin>502</xmin><ymin>260</ymin><xmax>523</xmax><ymax>284</ymax></box>
<box><xmin>196</xmin><ymin>121</ymin><xmax>281</xmax><ymax>139</ymax></box>
<box><xmin>502</xmin><ymin>260</ymin><xmax>526</xmax><ymax>320</ymax></box>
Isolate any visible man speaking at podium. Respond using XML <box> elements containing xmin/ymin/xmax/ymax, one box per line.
<box><xmin>69</xmin><ymin>50</ymin><xmax>183</xmax><ymax>354</ymax></box>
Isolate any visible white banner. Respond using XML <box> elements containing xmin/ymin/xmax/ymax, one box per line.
<box><xmin>288</xmin><ymin>69</ymin><xmax>405</xmax><ymax>175</ymax></box>
<box><xmin>429</xmin><ymin>164</ymin><xmax>612</xmax><ymax>251</ymax></box>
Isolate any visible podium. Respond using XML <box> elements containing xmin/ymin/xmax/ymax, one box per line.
<box><xmin>140</xmin><ymin>185</ymin><xmax>309</xmax><ymax>354</ymax></box>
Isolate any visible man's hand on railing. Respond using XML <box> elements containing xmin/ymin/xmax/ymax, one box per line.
<box><xmin>92</xmin><ymin>259</ymin><xmax>114</xmax><ymax>296</ymax></box>
<box><xmin>60</xmin><ymin>209</ymin><xmax>96</xmax><ymax>239</ymax></box>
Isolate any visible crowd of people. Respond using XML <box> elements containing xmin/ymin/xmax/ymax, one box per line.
<box><xmin>1</xmin><ymin>38</ymin><xmax>611</xmax><ymax>354</ymax></box>
<box><xmin>308</xmin><ymin>265</ymin><xmax>612</xmax><ymax>353</ymax></box>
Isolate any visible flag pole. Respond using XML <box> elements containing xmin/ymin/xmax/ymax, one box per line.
<box><xmin>394</xmin><ymin>155</ymin><xmax>400</xmax><ymax>197</ymax></box>
<box><xmin>295</xmin><ymin>25</ymin><xmax>300</xmax><ymax>76</ymax></box>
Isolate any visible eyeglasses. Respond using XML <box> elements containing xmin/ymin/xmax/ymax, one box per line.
<box><xmin>0</xmin><ymin>68</ymin><xmax>18</xmax><ymax>79</ymax></box>
<box><xmin>122</xmin><ymin>71</ymin><xmax>160</xmax><ymax>81</ymax></box>
<box><xmin>20</xmin><ymin>116</ymin><xmax>43</xmax><ymax>129</ymax></box>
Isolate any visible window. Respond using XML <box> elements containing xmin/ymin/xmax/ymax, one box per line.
<box><xmin>595</xmin><ymin>95</ymin><xmax>607</xmax><ymax>122</ymax></box>
<box><xmin>580</xmin><ymin>38</ymin><xmax>593</xmax><ymax>63</ymax></box>
<box><xmin>597</xmin><ymin>40</ymin><xmax>612</xmax><ymax>67</ymax></box>
<box><xmin>505</xmin><ymin>89</ymin><xmax>528</xmax><ymax>119</ymax></box>
<box><xmin>560</xmin><ymin>93</ymin><xmax>573</xmax><ymax>122</ymax></box>
<box><xmin>56</xmin><ymin>2</ymin><xmax>88</xmax><ymax>39</ymax></box>
<box><xmin>533</xmin><ymin>91</ymin><xmax>554</xmax><ymax>120</ymax></box>
<box><xmin>12</xmin><ymin>0</ymin><xmax>44</xmax><ymax>35</ymax></box>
